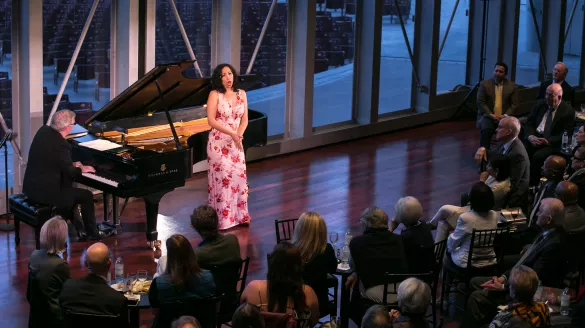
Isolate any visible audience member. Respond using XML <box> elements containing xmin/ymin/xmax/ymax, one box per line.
<box><xmin>568</xmin><ymin>146</ymin><xmax>585</xmax><ymax>208</ymax></box>
<box><xmin>529</xmin><ymin>155</ymin><xmax>566</xmax><ymax>226</ymax></box>
<box><xmin>488</xmin><ymin>265</ymin><xmax>550</xmax><ymax>328</ymax></box>
<box><xmin>361</xmin><ymin>305</ymin><xmax>392</xmax><ymax>328</ymax></box>
<box><xmin>524</xmin><ymin>83</ymin><xmax>575</xmax><ymax>185</ymax></box>
<box><xmin>477</xmin><ymin>62</ymin><xmax>519</xmax><ymax>148</ymax></box>
<box><xmin>390</xmin><ymin>197</ymin><xmax>435</xmax><ymax>274</ymax></box>
<box><xmin>27</xmin><ymin>217</ymin><xmax>71</xmax><ymax>328</ymax></box>
<box><xmin>390</xmin><ymin>278</ymin><xmax>431</xmax><ymax>328</ymax></box>
<box><xmin>480</xmin><ymin>156</ymin><xmax>512</xmax><ymax>209</ymax></box>
<box><xmin>555</xmin><ymin>181</ymin><xmax>585</xmax><ymax>232</ymax></box>
<box><xmin>475</xmin><ymin>116</ymin><xmax>530</xmax><ymax>209</ymax></box>
<box><xmin>537</xmin><ymin>62</ymin><xmax>574</xmax><ymax>104</ymax></box>
<box><xmin>447</xmin><ymin>182</ymin><xmax>499</xmax><ymax>269</ymax></box>
<box><xmin>464</xmin><ymin>198</ymin><xmax>568</xmax><ymax>326</ymax></box>
<box><xmin>149</xmin><ymin>234</ymin><xmax>216</xmax><ymax>328</ymax></box>
<box><xmin>232</xmin><ymin>303</ymin><xmax>265</xmax><ymax>328</ymax></box>
<box><xmin>291</xmin><ymin>212</ymin><xmax>337</xmax><ymax>316</ymax></box>
<box><xmin>155</xmin><ymin>205</ymin><xmax>241</xmax><ymax>276</ymax></box>
<box><xmin>241</xmin><ymin>242</ymin><xmax>319</xmax><ymax>327</ymax></box>
<box><xmin>172</xmin><ymin>316</ymin><xmax>201</xmax><ymax>328</ymax></box>
<box><xmin>59</xmin><ymin>242</ymin><xmax>126</xmax><ymax>318</ymax></box>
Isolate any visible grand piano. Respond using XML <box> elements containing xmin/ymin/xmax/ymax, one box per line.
<box><xmin>68</xmin><ymin>60</ymin><xmax>267</xmax><ymax>246</ymax></box>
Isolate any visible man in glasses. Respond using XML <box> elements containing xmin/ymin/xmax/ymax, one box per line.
<box><xmin>523</xmin><ymin>83</ymin><xmax>575</xmax><ymax>185</ymax></box>
<box><xmin>23</xmin><ymin>110</ymin><xmax>101</xmax><ymax>241</ymax></box>
<box><xmin>537</xmin><ymin>62</ymin><xmax>574</xmax><ymax>105</ymax></box>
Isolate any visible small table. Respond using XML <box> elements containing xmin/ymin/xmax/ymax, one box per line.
<box><xmin>336</xmin><ymin>266</ymin><xmax>353</xmax><ymax>328</ymax></box>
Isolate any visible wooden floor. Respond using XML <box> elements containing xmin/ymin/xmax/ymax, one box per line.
<box><xmin>0</xmin><ymin>120</ymin><xmax>480</xmax><ymax>327</ymax></box>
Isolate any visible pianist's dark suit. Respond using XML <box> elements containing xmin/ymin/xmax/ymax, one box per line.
<box><xmin>22</xmin><ymin>125</ymin><xmax>98</xmax><ymax>237</ymax></box>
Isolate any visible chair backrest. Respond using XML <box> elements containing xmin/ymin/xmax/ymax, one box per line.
<box><xmin>382</xmin><ymin>272</ymin><xmax>434</xmax><ymax>306</ymax></box>
<box><xmin>274</xmin><ymin>218</ymin><xmax>298</xmax><ymax>243</ymax></box>
<box><xmin>211</xmin><ymin>257</ymin><xmax>250</xmax><ymax>312</ymax></box>
<box><xmin>261</xmin><ymin>311</ymin><xmax>297</xmax><ymax>328</ymax></box>
<box><xmin>63</xmin><ymin>309</ymin><xmax>127</xmax><ymax>328</ymax></box>
<box><xmin>434</xmin><ymin>239</ymin><xmax>447</xmax><ymax>267</ymax></box>
<box><xmin>467</xmin><ymin>227</ymin><xmax>510</xmax><ymax>269</ymax></box>
<box><xmin>158</xmin><ymin>295</ymin><xmax>222</xmax><ymax>328</ymax></box>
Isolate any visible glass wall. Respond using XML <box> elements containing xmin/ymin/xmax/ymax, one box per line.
<box><xmin>0</xmin><ymin>0</ymin><xmax>10</xmax><ymax>189</ymax></box>
<box><xmin>42</xmin><ymin>0</ymin><xmax>112</xmax><ymax>125</ymax></box>
<box><xmin>437</xmin><ymin>0</ymin><xmax>469</xmax><ymax>92</ymax></box>
<box><xmin>312</xmin><ymin>3</ymin><xmax>355</xmax><ymax>128</ymax></box>
<box><xmin>378</xmin><ymin>0</ymin><xmax>416</xmax><ymax>114</ymax></box>
<box><xmin>563</xmin><ymin>0</ymin><xmax>582</xmax><ymax>87</ymax></box>
<box><xmin>516</xmin><ymin>0</ymin><xmax>541</xmax><ymax>86</ymax></box>
<box><xmin>155</xmin><ymin>0</ymin><xmax>212</xmax><ymax>77</ymax></box>
<box><xmin>241</xmin><ymin>0</ymin><xmax>288</xmax><ymax>136</ymax></box>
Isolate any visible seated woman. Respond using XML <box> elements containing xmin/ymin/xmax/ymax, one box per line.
<box><xmin>27</xmin><ymin>217</ymin><xmax>71</xmax><ymax>328</ymax></box>
<box><xmin>390</xmin><ymin>277</ymin><xmax>431</xmax><ymax>328</ymax></box>
<box><xmin>240</xmin><ymin>242</ymin><xmax>320</xmax><ymax>327</ymax></box>
<box><xmin>291</xmin><ymin>212</ymin><xmax>337</xmax><ymax>317</ymax></box>
<box><xmin>447</xmin><ymin>182</ymin><xmax>499</xmax><ymax>269</ymax></box>
<box><xmin>149</xmin><ymin>234</ymin><xmax>216</xmax><ymax>328</ymax></box>
<box><xmin>568</xmin><ymin>146</ymin><xmax>585</xmax><ymax>209</ymax></box>
<box><xmin>489</xmin><ymin>265</ymin><xmax>550</xmax><ymax>328</ymax></box>
<box><xmin>430</xmin><ymin>157</ymin><xmax>508</xmax><ymax>242</ymax></box>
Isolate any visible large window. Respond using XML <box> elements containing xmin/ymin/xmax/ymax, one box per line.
<box><xmin>241</xmin><ymin>1</ymin><xmax>287</xmax><ymax>136</ymax></box>
<box><xmin>312</xmin><ymin>5</ymin><xmax>355</xmax><ymax>128</ymax></box>
<box><xmin>563</xmin><ymin>0</ymin><xmax>582</xmax><ymax>87</ymax></box>
<box><xmin>516</xmin><ymin>0</ymin><xmax>541</xmax><ymax>86</ymax></box>
<box><xmin>378</xmin><ymin>0</ymin><xmax>416</xmax><ymax>114</ymax></box>
<box><xmin>0</xmin><ymin>0</ymin><xmax>10</xmax><ymax>189</ymax></box>
<box><xmin>42</xmin><ymin>0</ymin><xmax>112</xmax><ymax>125</ymax></box>
<box><xmin>437</xmin><ymin>0</ymin><xmax>469</xmax><ymax>92</ymax></box>
<box><xmin>155</xmin><ymin>0</ymin><xmax>212</xmax><ymax>78</ymax></box>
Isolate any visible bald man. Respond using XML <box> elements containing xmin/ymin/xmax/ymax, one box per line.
<box><xmin>60</xmin><ymin>243</ymin><xmax>126</xmax><ymax>319</ymax></box>
<box><xmin>555</xmin><ymin>181</ymin><xmax>585</xmax><ymax>232</ymax></box>
<box><xmin>529</xmin><ymin>155</ymin><xmax>567</xmax><ymax>226</ymax></box>
<box><xmin>524</xmin><ymin>83</ymin><xmax>575</xmax><ymax>185</ymax></box>
<box><xmin>537</xmin><ymin>62</ymin><xmax>574</xmax><ymax>104</ymax></box>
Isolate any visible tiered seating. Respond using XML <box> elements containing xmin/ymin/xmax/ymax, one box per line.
<box><xmin>155</xmin><ymin>1</ymin><xmax>212</xmax><ymax>78</ymax></box>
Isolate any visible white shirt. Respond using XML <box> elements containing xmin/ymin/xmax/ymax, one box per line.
<box><xmin>502</xmin><ymin>137</ymin><xmax>516</xmax><ymax>155</ymax></box>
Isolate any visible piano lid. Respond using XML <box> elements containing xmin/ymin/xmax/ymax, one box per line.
<box><xmin>86</xmin><ymin>60</ymin><xmax>212</xmax><ymax>125</ymax></box>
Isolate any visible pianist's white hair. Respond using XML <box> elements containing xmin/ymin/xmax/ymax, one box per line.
<box><xmin>50</xmin><ymin>109</ymin><xmax>75</xmax><ymax>131</ymax></box>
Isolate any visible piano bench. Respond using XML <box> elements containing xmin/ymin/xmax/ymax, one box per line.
<box><xmin>9</xmin><ymin>194</ymin><xmax>56</xmax><ymax>250</ymax></box>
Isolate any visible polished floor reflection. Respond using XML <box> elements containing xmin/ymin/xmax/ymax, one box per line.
<box><xmin>0</xmin><ymin>120</ymin><xmax>479</xmax><ymax>327</ymax></box>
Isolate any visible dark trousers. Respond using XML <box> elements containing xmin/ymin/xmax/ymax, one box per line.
<box><xmin>56</xmin><ymin>188</ymin><xmax>98</xmax><ymax>237</ymax></box>
<box><xmin>523</xmin><ymin>141</ymin><xmax>555</xmax><ymax>186</ymax></box>
<box><xmin>479</xmin><ymin>117</ymin><xmax>498</xmax><ymax>148</ymax></box>
<box><xmin>463</xmin><ymin>276</ymin><xmax>509</xmax><ymax>327</ymax></box>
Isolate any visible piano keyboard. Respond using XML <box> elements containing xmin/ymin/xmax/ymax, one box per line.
<box><xmin>82</xmin><ymin>172</ymin><xmax>119</xmax><ymax>187</ymax></box>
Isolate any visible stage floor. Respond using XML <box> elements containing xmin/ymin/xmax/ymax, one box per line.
<box><xmin>0</xmin><ymin>120</ymin><xmax>479</xmax><ymax>327</ymax></box>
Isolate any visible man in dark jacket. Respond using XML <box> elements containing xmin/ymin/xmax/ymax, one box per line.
<box><xmin>22</xmin><ymin>110</ymin><xmax>99</xmax><ymax>239</ymax></box>
<box><xmin>536</xmin><ymin>62</ymin><xmax>574</xmax><ymax>105</ymax></box>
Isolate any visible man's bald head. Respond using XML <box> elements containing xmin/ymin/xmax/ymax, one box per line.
<box><xmin>546</xmin><ymin>83</ymin><xmax>563</xmax><ymax>108</ymax></box>
<box><xmin>547</xmin><ymin>83</ymin><xmax>563</xmax><ymax>97</ymax></box>
<box><xmin>86</xmin><ymin>242</ymin><xmax>111</xmax><ymax>275</ymax></box>
<box><xmin>555</xmin><ymin>181</ymin><xmax>579</xmax><ymax>205</ymax></box>
<box><xmin>537</xmin><ymin>198</ymin><xmax>565</xmax><ymax>229</ymax></box>
<box><xmin>543</xmin><ymin>155</ymin><xmax>567</xmax><ymax>179</ymax></box>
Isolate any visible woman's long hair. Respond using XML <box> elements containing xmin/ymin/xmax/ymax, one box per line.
<box><xmin>291</xmin><ymin>212</ymin><xmax>328</xmax><ymax>263</ymax></box>
<box><xmin>211</xmin><ymin>63</ymin><xmax>239</xmax><ymax>93</ymax></box>
<box><xmin>266</xmin><ymin>242</ymin><xmax>306</xmax><ymax>313</ymax></box>
<box><xmin>165</xmin><ymin>234</ymin><xmax>202</xmax><ymax>291</ymax></box>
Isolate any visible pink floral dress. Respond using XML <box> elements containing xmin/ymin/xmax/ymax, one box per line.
<box><xmin>207</xmin><ymin>90</ymin><xmax>250</xmax><ymax>230</ymax></box>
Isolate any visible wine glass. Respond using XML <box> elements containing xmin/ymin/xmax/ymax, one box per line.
<box><xmin>137</xmin><ymin>270</ymin><xmax>148</xmax><ymax>282</ymax></box>
<box><xmin>330</xmin><ymin>316</ymin><xmax>341</xmax><ymax>328</ymax></box>
<box><xmin>328</xmin><ymin>231</ymin><xmax>339</xmax><ymax>245</ymax></box>
<box><xmin>125</xmin><ymin>273</ymin><xmax>136</xmax><ymax>294</ymax></box>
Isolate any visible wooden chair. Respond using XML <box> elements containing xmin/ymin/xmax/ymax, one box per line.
<box><xmin>64</xmin><ymin>309</ymin><xmax>128</xmax><ymax>328</ymax></box>
<box><xmin>274</xmin><ymin>218</ymin><xmax>298</xmax><ymax>243</ymax></box>
<box><xmin>157</xmin><ymin>295</ymin><xmax>223</xmax><ymax>328</ymax></box>
<box><xmin>212</xmin><ymin>257</ymin><xmax>250</xmax><ymax>327</ymax></box>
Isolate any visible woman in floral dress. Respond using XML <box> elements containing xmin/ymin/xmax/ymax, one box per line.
<box><xmin>206</xmin><ymin>63</ymin><xmax>250</xmax><ymax>230</ymax></box>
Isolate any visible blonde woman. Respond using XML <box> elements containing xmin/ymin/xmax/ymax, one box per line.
<box><xmin>291</xmin><ymin>212</ymin><xmax>338</xmax><ymax>316</ymax></box>
<box><xmin>27</xmin><ymin>216</ymin><xmax>71</xmax><ymax>328</ymax></box>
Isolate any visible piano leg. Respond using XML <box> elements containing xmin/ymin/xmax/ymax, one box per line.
<box><xmin>103</xmin><ymin>193</ymin><xmax>110</xmax><ymax>223</ymax></box>
<box><xmin>112</xmin><ymin>197</ymin><xmax>119</xmax><ymax>226</ymax></box>
<box><xmin>143</xmin><ymin>190</ymin><xmax>174</xmax><ymax>247</ymax></box>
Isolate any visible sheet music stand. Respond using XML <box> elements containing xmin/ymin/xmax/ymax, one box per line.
<box><xmin>0</xmin><ymin>131</ymin><xmax>13</xmax><ymax>231</ymax></box>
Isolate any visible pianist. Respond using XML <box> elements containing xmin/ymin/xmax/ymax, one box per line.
<box><xmin>23</xmin><ymin>110</ymin><xmax>101</xmax><ymax>241</ymax></box>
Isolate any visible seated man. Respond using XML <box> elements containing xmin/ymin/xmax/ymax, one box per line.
<box><xmin>155</xmin><ymin>204</ymin><xmax>241</xmax><ymax>275</ymax></box>
<box><xmin>537</xmin><ymin>62</ymin><xmax>574</xmax><ymax>104</ymax></box>
<box><xmin>555</xmin><ymin>181</ymin><xmax>585</xmax><ymax>232</ymax></box>
<box><xmin>389</xmin><ymin>196</ymin><xmax>434</xmax><ymax>274</ymax></box>
<box><xmin>22</xmin><ymin>110</ymin><xmax>99</xmax><ymax>240</ymax></box>
<box><xmin>475</xmin><ymin>116</ymin><xmax>530</xmax><ymax>209</ymax></box>
<box><xmin>463</xmin><ymin>198</ymin><xmax>567</xmax><ymax>327</ymax></box>
<box><xmin>362</xmin><ymin>305</ymin><xmax>392</xmax><ymax>328</ymax></box>
<box><xmin>528</xmin><ymin>155</ymin><xmax>566</xmax><ymax>226</ymax></box>
<box><xmin>524</xmin><ymin>83</ymin><xmax>574</xmax><ymax>185</ymax></box>
<box><xmin>477</xmin><ymin>62</ymin><xmax>519</xmax><ymax>148</ymax></box>
<box><xmin>346</xmin><ymin>207</ymin><xmax>408</xmax><ymax>325</ymax></box>
<box><xmin>60</xmin><ymin>242</ymin><xmax>126</xmax><ymax>318</ymax></box>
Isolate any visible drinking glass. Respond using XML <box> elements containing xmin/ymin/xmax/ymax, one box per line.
<box><xmin>125</xmin><ymin>273</ymin><xmax>136</xmax><ymax>294</ymax></box>
<box><xmin>328</xmin><ymin>231</ymin><xmax>339</xmax><ymax>245</ymax></box>
<box><xmin>137</xmin><ymin>270</ymin><xmax>148</xmax><ymax>282</ymax></box>
<box><xmin>580</xmin><ymin>103</ymin><xmax>585</xmax><ymax>114</ymax></box>
<box><xmin>330</xmin><ymin>316</ymin><xmax>341</xmax><ymax>328</ymax></box>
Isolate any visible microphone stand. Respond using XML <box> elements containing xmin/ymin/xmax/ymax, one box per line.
<box><xmin>0</xmin><ymin>131</ymin><xmax>13</xmax><ymax>231</ymax></box>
